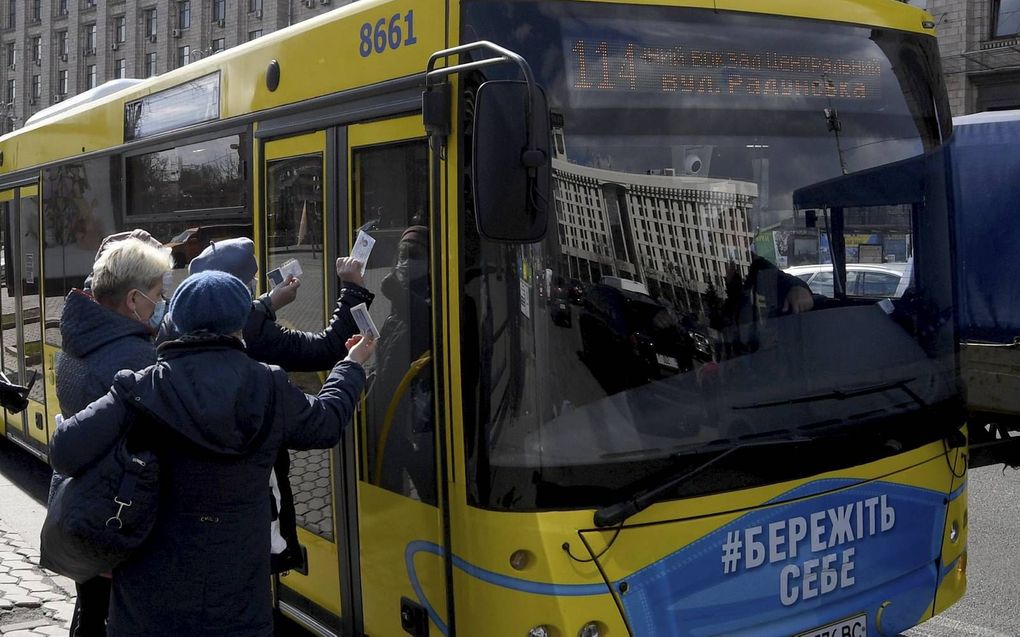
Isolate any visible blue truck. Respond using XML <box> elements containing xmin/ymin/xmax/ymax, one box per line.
<box><xmin>951</xmin><ymin>110</ymin><xmax>1020</xmax><ymax>465</ymax></box>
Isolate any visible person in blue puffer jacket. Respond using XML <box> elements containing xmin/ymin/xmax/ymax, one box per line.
<box><xmin>50</xmin><ymin>270</ymin><xmax>374</xmax><ymax>637</ymax></box>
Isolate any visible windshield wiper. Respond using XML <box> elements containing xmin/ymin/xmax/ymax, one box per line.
<box><xmin>592</xmin><ymin>435</ymin><xmax>809</xmax><ymax>528</ymax></box>
<box><xmin>732</xmin><ymin>377</ymin><xmax>917</xmax><ymax>410</ymax></box>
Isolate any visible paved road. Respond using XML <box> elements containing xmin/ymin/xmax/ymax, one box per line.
<box><xmin>3</xmin><ymin>437</ymin><xmax>1019</xmax><ymax>635</ymax></box>
<box><xmin>904</xmin><ymin>464</ymin><xmax>1020</xmax><ymax>637</ymax></box>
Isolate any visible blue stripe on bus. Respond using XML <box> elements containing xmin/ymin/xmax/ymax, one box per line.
<box><xmin>405</xmin><ymin>540</ymin><xmax>610</xmax><ymax>635</ymax></box>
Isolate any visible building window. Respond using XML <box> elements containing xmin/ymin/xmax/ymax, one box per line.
<box><xmin>114</xmin><ymin>58</ymin><xmax>126</xmax><ymax>79</ymax></box>
<box><xmin>32</xmin><ymin>37</ymin><xmax>41</xmax><ymax>64</ymax></box>
<box><xmin>6</xmin><ymin>79</ymin><xmax>14</xmax><ymax>103</ymax></box>
<box><xmin>6</xmin><ymin>0</ymin><xmax>14</xmax><ymax>29</ymax></box>
<box><xmin>58</xmin><ymin>0</ymin><xmax>68</xmax><ymax>15</ymax></box>
<box><xmin>994</xmin><ymin>0</ymin><xmax>1020</xmax><ymax>37</ymax></box>
<box><xmin>86</xmin><ymin>64</ymin><xmax>96</xmax><ymax>89</ymax></box>
<box><xmin>249</xmin><ymin>0</ymin><xmax>263</xmax><ymax>12</ymax></box>
<box><xmin>213</xmin><ymin>0</ymin><xmax>225</xmax><ymax>22</ymax></box>
<box><xmin>4</xmin><ymin>41</ymin><xmax>14</xmax><ymax>69</ymax></box>
<box><xmin>178</xmin><ymin>1</ymin><xmax>190</xmax><ymax>29</ymax></box>
<box><xmin>248</xmin><ymin>29</ymin><xmax>263</xmax><ymax>41</ymax></box>
<box><xmin>58</xmin><ymin>69</ymin><xmax>68</xmax><ymax>95</ymax></box>
<box><xmin>177</xmin><ymin>45</ymin><xmax>189</xmax><ymax>67</ymax></box>
<box><xmin>145</xmin><ymin>52</ymin><xmax>157</xmax><ymax>77</ymax></box>
<box><xmin>58</xmin><ymin>30</ymin><xmax>68</xmax><ymax>56</ymax></box>
<box><xmin>212</xmin><ymin>37</ymin><xmax>225</xmax><ymax>53</ymax></box>
<box><xmin>30</xmin><ymin>0</ymin><xmax>41</xmax><ymax>21</ymax></box>
<box><xmin>83</xmin><ymin>0</ymin><xmax>97</xmax><ymax>9</ymax></box>
<box><xmin>145</xmin><ymin>8</ymin><xmax>157</xmax><ymax>38</ymax></box>
<box><xmin>85</xmin><ymin>24</ymin><xmax>97</xmax><ymax>53</ymax></box>
<box><xmin>115</xmin><ymin>15</ymin><xmax>127</xmax><ymax>43</ymax></box>
<box><xmin>31</xmin><ymin>74</ymin><xmax>40</xmax><ymax>100</ymax></box>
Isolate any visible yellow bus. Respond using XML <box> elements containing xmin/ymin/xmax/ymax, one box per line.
<box><xmin>0</xmin><ymin>0</ymin><xmax>986</xmax><ymax>635</ymax></box>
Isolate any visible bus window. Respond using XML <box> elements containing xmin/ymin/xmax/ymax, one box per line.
<box><xmin>126</xmin><ymin>134</ymin><xmax>247</xmax><ymax>218</ymax></box>
<box><xmin>42</xmin><ymin>159</ymin><xmax>120</xmax><ymax>350</ymax></box>
<box><xmin>126</xmin><ymin>133</ymin><xmax>250</xmax><ymax>291</ymax></box>
<box><xmin>354</xmin><ymin>141</ymin><xmax>435</xmax><ymax>505</ymax></box>
<box><xmin>265</xmin><ymin>150</ymin><xmax>335</xmax><ymax>541</ymax></box>
<box><xmin>20</xmin><ymin>193</ymin><xmax>45</xmax><ymax>406</ymax></box>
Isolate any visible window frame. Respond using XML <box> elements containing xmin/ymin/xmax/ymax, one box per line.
<box><xmin>992</xmin><ymin>0</ymin><xmax>1020</xmax><ymax>38</ymax></box>
<box><xmin>178</xmin><ymin>1</ymin><xmax>191</xmax><ymax>30</ymax></box>
<box><xmin>114</xmin><ymin>15</ymin><xmax>127</xmax><ymax>43</ymax></box>
<box><xmin>144</xmin><ymin>7</ymin><xmax>157</xmax><ymax>38</ymax></box>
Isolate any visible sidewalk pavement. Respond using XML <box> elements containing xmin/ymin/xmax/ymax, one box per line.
<box><xmin>0</xmin><ymin>519</ymin><xmax>75</xmax><ymax>636</ymax></box>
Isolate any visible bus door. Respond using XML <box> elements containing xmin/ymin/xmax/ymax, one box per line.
<box><xmin>348</xmin><ymin>116</ymin><xmax>448</xmax><ymax>637</ymax></box>
<box><xmin>0</xmin><ymin>185</ymin><xmax>49</xmax><ymax>458</ymax></box>
<box><xmin>262</xmin><ymin>130</ymin><xmax>352</xmax><ymax>633</ymax></box>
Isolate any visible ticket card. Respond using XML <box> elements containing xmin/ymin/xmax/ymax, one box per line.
<box><xmin>268</xmin><ymin>258</ymin><xmax>303</xmax><ymax>288</ymax></box>
<box><xmin>350</xmin><ymin>231</ymin><xmax>376</xmax><ymax>274</ymax></box>
<box><xmin>350</xmin><ymin>302</ymin><xmax>380</xmax><ymax>340</ymax></box>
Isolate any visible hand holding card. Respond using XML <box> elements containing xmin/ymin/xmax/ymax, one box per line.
<box><xmin>268</xmin><ymin>258</ymin><xmax>303</xmax><ymax>289</ymax></box>
<box><xmin>350</xmin><ymin>302</ymin><xmax>380</xmax><ymax>340</ymax></box>
<box><xmin>350</xmin><ymin>231</ymin><xmax>376</xmax><ymax>275</ymax></box>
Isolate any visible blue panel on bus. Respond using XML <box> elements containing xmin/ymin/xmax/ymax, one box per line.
<box><xmin>617</xmin><ymin>480</ymin><xmax>946</xmax><ymax>637</ymax></box>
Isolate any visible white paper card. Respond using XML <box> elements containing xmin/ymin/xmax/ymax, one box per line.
<box><xmin>350</xmin><ymin>302</ymin><xmax>381</xmax><ymax>340</ymax></box>
<box><xmin>267</xmin><ymin>258</ymin><xmax>303</xmax><ymax>288</ymax></box>
<box><xmin>350</xmin><ymin>231</ymin><xmax>376</xmax><ymax>274</ymax></box>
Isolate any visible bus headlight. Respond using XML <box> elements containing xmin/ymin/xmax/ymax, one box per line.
<box><xmin>579</xmin><ymin>622</ymin><xmax>603</xmax><ymax>637</ymax></box>
<box><xmin>527</xmin><ymin>626</ymin><xmax>551</xmax><ymax>637</ymax></box>
<box><xmin>950</xmin><ymin>520</ymin><xmax>960</xmax><ymax>543</ymax></box>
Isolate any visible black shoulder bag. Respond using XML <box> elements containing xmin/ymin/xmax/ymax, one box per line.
<box><xmin>40</xmin><ymin>405</ymin><xmax>160</xmax><ymax>583</ymax></box>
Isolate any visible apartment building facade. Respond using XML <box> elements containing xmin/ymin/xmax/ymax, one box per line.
<box><xmin>910</xmin><ymin>0</ymin><xmax>1020</xmax><ymax>115</ymax></box>
<box><xmin>0</xmin><ymin>0</ymin><xmax>347</xmax><ymax>133</ymax></box>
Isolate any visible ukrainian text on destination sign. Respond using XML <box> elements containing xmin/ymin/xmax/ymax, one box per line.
<box><xmin>567</xmin><ymin>39</ymin><xmax>884</xmax><ymax>100</ymax></box>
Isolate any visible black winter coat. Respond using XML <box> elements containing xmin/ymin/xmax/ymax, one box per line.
<box><xmin>245</xmin><ymin>282</ymin><xmax>374</xmax><ymax>371</ymax></box>
<box><xmin>49</xmin><ymin>335</ymin><xmax>366</xmax><ymax>637</ymax></box>
<box><xmin>56</xmin><ymin>289</ymin><xmax>156</xmax><ymax>417</ymax></box>
<box><xmin>156</xmin><ymin>282</ymin><xmax>373</xmax><ymax>371</ymax></box>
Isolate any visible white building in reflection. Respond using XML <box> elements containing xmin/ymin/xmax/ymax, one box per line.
<box><xmin>551</xmin><ymin>138</ymin><xmax>759</xmax><ymax>303</ymax></box>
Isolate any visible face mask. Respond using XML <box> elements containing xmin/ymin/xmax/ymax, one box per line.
<box><xmin>133</xmin><ymin>289</ymin><xmax>167</xmax><ymax>330</ymax></box>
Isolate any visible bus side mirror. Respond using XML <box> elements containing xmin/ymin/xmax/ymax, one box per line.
<box><xmin>472</xmin><ymin>80</ymin><xmax>551</xmax><ymax>243</ymax></box>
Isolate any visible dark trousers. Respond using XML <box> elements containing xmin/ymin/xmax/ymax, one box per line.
<box><xmin>69</xmin><ymin>576</ymin><xmax>111</xmax><ymax>637</ymax></box>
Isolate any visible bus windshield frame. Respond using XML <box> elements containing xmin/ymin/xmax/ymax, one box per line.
<box><xmin>459</xmin><ymin>0</ymin><xmax>958</xmax><ymax>512</ymax></box>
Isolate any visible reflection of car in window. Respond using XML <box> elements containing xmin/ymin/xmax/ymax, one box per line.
<box><xmin>784</xmin><ymin>263</ymin><xmax>910</xmax><ymax>298</ymax></box>
<box><xmin>578</xmin><ymin>283</ymin><xmax>694</xmax><ymax>390</ymax></box>
<box><xmin>549</xmin><ymin>285</ymin><xmax>572</xmax><ymax>327</ymax></box>
<box><xmin>163</xmin><ymin>223</ymin><xmax>253</xmax><ymax>268</ymax></box>
<box><xmin>567</xmin><ymin>278</ymin><xmax>585</xmax><ymax>305</ymax></box>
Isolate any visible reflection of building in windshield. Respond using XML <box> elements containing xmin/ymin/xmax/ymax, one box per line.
<box><xmin>551</xmin><ymin>123</ymin><xmax>757</xmax><ymax>308</ymax></box>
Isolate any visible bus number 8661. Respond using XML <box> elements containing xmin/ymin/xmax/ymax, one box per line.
<box><xmin>359</xmin><ymin>10</ymin><xmax>417</xmax><ymax>57</ymax></box>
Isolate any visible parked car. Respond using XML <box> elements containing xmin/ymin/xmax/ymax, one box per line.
<box><xmin>579</xmin><ymin>284</ymin><xmax>695</xmax><ymax>389</ymax></box>
<box><xmin>164</xmin><ymin>223</ymin><xmax>253</xmax><ymax>268</ymax></box>
<box><xmin>784</xmin><ymin>262</ymin><xmax>910</xmax><ymax>298</ymax></box>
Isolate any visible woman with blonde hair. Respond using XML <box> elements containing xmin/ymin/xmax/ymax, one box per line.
<box><xmin>53</xmin><ymin>234</ymin><xmax>173</xmax><ymax>637</ymax></box>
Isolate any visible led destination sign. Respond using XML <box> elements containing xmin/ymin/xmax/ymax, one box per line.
<box><xmin>565</xmin><ymin>38</ymin><xmax>883</xmax><ymax>106</ymax></box>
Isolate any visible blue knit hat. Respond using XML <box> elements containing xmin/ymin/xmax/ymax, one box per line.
<box><xmin>188</xmin><ymin>237</ymin><xmax>258</xmax><ymax>282</ymax></box>
<box><xmin>169</xmin><ymin>271</ymin><xmax>252</xmax><ymax>335</ymax></box>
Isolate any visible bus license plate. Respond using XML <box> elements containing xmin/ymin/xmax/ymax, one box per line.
<box><xmin>655</xmin><ymin>354</ymin><xmax>679</xmax><ymax>369</ymax></box>
<box><xmin>796</xmin><ymin>613</ymin><xmax>867</xmax><ymax>637</ymax></box>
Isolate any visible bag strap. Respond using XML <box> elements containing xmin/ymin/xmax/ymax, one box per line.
<box><xmin>105</xmin><ymin>402</ymin><xmax>148</xmax><ymax>531</ymax></box>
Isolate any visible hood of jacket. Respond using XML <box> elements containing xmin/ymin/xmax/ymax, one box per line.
<box><xmin>116</xmin><ymin>334</ymin><xmax>277</xmax><ymax>456</ymax></box>
<box><xmin>60</xmin><ymin>289</ymin><xmax>152</xmax><ymax>359</ymax></box>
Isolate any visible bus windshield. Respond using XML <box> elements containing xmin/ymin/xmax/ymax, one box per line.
<box><xmin>460</xmin><ymin>1</ymin><xmax>958</xmax><ymax>511</ymax></box>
